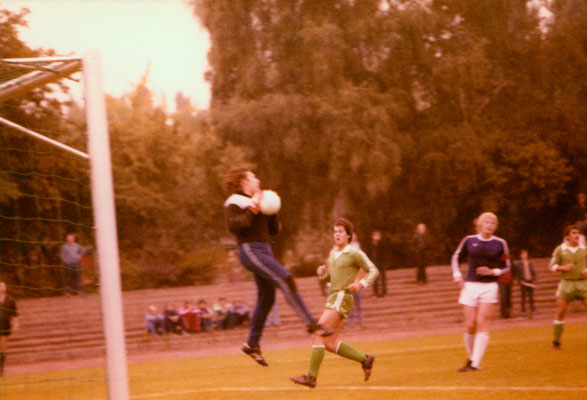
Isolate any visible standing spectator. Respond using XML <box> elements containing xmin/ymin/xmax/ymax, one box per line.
<box><xmin>145</xmin><ymin>305</ymin><xmax>164</xmax><ymax>335</ymax></box>
<box><xmin>548</xmin><ymin>225</ymin><xmax>587</xmax><ymax>350</ymax></box>
<box><xmin>290</xmin><ymin>218</ymin><xmax>379</xmax><ymax>388</ymax></box>
<box><xmin>163</xmin><ymin>303</ymin><xmax>185</xmax><ymax>335</ymax></box>
<box><xmin>568</xmin><ymin>192</ymin><xmax>586</xmax><ymax>225</ymax></box>
<box><xmin>0</xmin><ymin>281</ymin><xmax>18</xmax><ymax>376</ymax></box>
<box><xmin>451</xmin><ymin>212</ymin><xmax>511</xmax><ymax>372</ymax></box>
<box><xmin>497</xmin><ymin>262</ymin><xmax>513</xmax><ymax>319</ymax></box>
<box><xmin>197</xmin><ymin>299</ymin><xmax>214</xmax><ymax>332</ymax></box>
<box><xmin>222</xmin><ymin>167</ymin><xmax>331</xmax><ymax>367</ymax></box>
<box><xmin>413</xmin><ymin>223</ymin><xmax>429</xmax><ymax>284</ymax></box>
<box><xmin>265</xmin><ymin>302</ymin><xmax>281</xmax><ymax>327</ymax></box>
<box><xmin>348</xmin><ymin>234</ymin><xmax>364</xmax><ymax>327</ymax></box>
<box><xmin>60</xmin><ymin>233</ymin><xmax>89</xmax><ymax>295</ymax></box>
<box><xmin>179</xmin><ymin>300</ymin><xmax>200</xmax><ymax>333</ymax></box>
<box><xmin>515</xmin><ymin>249</ymin><xmax>537</xmax><ymax>318</ymax></box>
<box><xmin>368</xmin><ymin>230</ymin><xmax>387</xmax><ymax>297</ymax></box>
<box><xmin>229</xmin><ymin>299</ymin><xmax>251</xmax><ymax>328</ymax></box>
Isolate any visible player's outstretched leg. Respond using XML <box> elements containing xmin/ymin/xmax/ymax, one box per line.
<box><xmin>242</xmin><ymin>343</ymin><xmax>268</xmax><ymax>367</ymax></box>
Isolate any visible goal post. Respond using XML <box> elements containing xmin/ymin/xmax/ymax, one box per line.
<box><xmin>0</xmin><ymin>50</ymin><xmax>129</xmax><ymax>400</ymax></box>
<box><xmin>83</xmin><ymin>49</ymin><xmax>130</xmax><ymax>400</ymax></box>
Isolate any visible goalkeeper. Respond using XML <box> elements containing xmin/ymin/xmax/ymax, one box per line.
<box><xmin>223</xmin><ymin>167</ymin><xmax>332</xmax><ymax>367</ymax></box>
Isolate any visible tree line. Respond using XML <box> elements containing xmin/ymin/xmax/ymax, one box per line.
<box><xmin>1</xmin><ymin>1</ymin><xmax>586</xmax><ymax>295</ymax></box>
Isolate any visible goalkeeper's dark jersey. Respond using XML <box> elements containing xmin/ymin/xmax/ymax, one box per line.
<box><xmin>224</xmin><ymin>193</ymin><xmax>280</xmax><ymax>245</ymax></box>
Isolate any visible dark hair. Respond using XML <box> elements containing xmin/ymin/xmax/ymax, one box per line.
<box><xmin>222</xmin><ymin>167</ymin><xmax>251</xmax><ymax>194</ymax></box>
<box><xmin>563</xmin><ymin>224</ymin><xmax>580</xmax><ymax>237</ymax></box>
<box><xmin>335</xmin><ymin>217</ymin><xmax>354</xmax><ymax>243</ymax></box>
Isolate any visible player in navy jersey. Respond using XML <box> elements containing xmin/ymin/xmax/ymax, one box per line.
<box><xmin>451</xmin><ymin>212</ymin><xmax>511</xmax><ymax>371</ymax></box>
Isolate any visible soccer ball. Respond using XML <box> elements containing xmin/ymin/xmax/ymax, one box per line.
<box><xmin>259</xmin><ymin>190</ymin><xmax>281</xmax><ymax>215</ymax></box>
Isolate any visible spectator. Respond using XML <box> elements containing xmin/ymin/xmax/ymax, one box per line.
<box><xmin>368</xmin><ymin>230</ymin><xmax>387</xmax><ymax>297</ymax></box>
<box><xmin>265</xmin><ymin>302</ymin><xmax>281</xmax><ymax>327</ymax></box>
<box><xmin>163</xmin><ymin>303</ymin><xmax>185</xmax><ymax>335</ymax></box>
<box><xmin>568</xmin><ymin>192</ymin><xmax>586</xmax><ymax>225</ymax></box>
<box><xmin>348</xmin><ymin>234</ymin><xmax>364</xmax><ymax>327</ymax></box>
<box><xmin>179</xmin><ymin>300</ymin><xmax>200</xmax><ymax>333</ymax></box>
<box><xmin>213</xmin><ymin>297</ymin><xmax>232</xmax><ymax>330</ymax></box>
<box><xmin>60</xmin><ymin>233</ymin><xmax>89</xmax><ymax>295</ymax></box>
<box><xmin>413</xmin><ymin>223</ymin><xmax>429</xmax><ymax>284</ymax></box>
<box><xmin>515</xmin><ymin>249</ymin><xmax>537</xmax><ymax>318</ymax></box>
<box><xmin>145</xmin><ymin>305</ymin><xmax>164</xmax><ymax>335</ymax></box>
<box><xmin>229</xmin><ymin>299</ymin><xmax>251</xmax><ymax>328</ymax></box>
<box><xmin>0</xmin><ymin>281</ymin><xmax>18</xmax><ymax>376</ymax></box>
<box><xmin>498</xmin><ymin>261</ymin><xmax>513</xmax><ymax>319</ymax></box>
<box><xmin>197</xmin><ymin>299</ymin><xmax>214</xmax><ymax>332</ymax></box>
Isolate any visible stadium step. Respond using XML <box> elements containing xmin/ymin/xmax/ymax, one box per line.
<box><xmin>5</xmin><ymin>259</ymin><xmax>585</xmax><ymax>366</ymax></box>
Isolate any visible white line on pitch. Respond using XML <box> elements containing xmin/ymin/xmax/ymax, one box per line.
<box><xmin>129</xmin><ymin>385</ymin><xmax>587</xmax><ymax>399</ymax></box>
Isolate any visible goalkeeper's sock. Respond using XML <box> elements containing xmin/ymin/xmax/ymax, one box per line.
<box><xmin>336</xmin><ymin>341</ymin><xmax>366</xmax><ymax>363</ymax></box>
<box><xmin>308</xmin><ymin>345</ymin><xmax>325</xmax><ymax>378</ymax></box>
<box><xmin>553</xmin><ymin>320</ymin><xmax>564</xmax><ymax>343</ymax></box>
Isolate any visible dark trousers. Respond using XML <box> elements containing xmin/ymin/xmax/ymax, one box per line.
<box><xmin>65</xmin><ymin>263</ymin><xmax>82</xmax><ymax>294</ymax></box>
<box><xmin>520</xmin><ymin>285</ymin><xmax>535</xmax><ymax>313</ymax></box>
<box><xmin>416</xmin><ymin>264</ymin><xmax>427</xmax><ymax>283</ymax></box>
<box><xmin>373</xmin><ymin>267</ymin><xmax>387</xmax><ymax>296</ymax></box>
<box><xmin>238</xmin><ymin>242</ymin><xmax>314</xmax><ymax>348</ymax></box>
<box><xmin>498</xmin><ymin>282</ymin><xmax>512</xmax><ymax>318</ymax></box>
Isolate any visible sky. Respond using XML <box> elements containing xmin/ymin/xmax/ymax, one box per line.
<box><xmin>3</xmin><ymin>0</ymin><xmax>211</xmax><ymax>111</ymax></box>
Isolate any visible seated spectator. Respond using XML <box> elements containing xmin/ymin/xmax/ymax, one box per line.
<box><xmin>213</xmin><ymin>297</ymin><xmax>232</xmax><ymax>330</ymax></box>
<box><xmin>228</xmin><ymin>299</ymin><xmax>251</xmax><ymax>329</ymax></box>
<box><xmin>197</xmin><ymin>299</ymin><xmax>214</xmax><ymax>332</ymax></box>
<box><xmin>145</xmin><ymin>305</ymin><xmax>164</xmax><ymax>335</ymax></box>
<box><xmin>179</xmin><ymin>300</ymin><xmax>200</xmax><ymax>333</ymax></box>
<box><xmin>163</xmin><ymin>303</ymin><xmax>185</xmax><ymax>335</ymax></box>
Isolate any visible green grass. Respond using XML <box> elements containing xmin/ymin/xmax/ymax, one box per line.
<box><xmin>1</xmin><ymin>322</ymin><xmax>586</xmax><ymax>400</ymax></box>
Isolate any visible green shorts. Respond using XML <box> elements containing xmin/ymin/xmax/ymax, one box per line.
<box><xmin>556</xmin><ymin>279</ymin><xmax>587</xmax><ymax>302</ymax></box>
<box><xmin>325</xmin><ymin>290</ymin><xmax>353</xmax><ymax>319</ymax></box>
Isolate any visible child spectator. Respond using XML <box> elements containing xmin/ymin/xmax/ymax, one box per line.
<box><xmin>516</xmin><ymin>249</ymin><xmax>537</xmax><ymax>318</ymax></box>
<box><xmin>213</xmin><ymin>297</ymin><xmax>232</xmax><ymax>330</ymax></box>
<box><xmin>145</xmin><ymin>305</ymin><xmax>164</xmax><ymax>335</ymax></box>
<box><xmin>197</xmin><ymin>299</ymin><xmax>214</xmax><ymax>332</ymax></box>
<box><xmin>163</xmin><ymin>303</ymin><xmax>185</xmax><ymax>335</ymax></box>
<box><xmin>229</xmin><ymin>299</ymin><xmax>251</xmax><ymax>328</ymax></box>
<box><xmin>179</xmin><ymin>300</ymin><xmax>200</xmax><ymax>333</ymax></box>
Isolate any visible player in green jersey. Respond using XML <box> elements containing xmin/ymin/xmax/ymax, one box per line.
<box><xmin>548</xmin><ymin>225</ymin><xmax>587</xmax><ymax>349</ymax></box>
<box><xmin>290</xmin><ymin>218</ymin><xmax>379</xmax><ymax>388</ymax></box>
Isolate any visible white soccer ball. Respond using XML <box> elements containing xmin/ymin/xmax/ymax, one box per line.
<box><xmin>259</xmin><ymin>190</ymin><xmax>281</xmax><ymax>215</ymax></box>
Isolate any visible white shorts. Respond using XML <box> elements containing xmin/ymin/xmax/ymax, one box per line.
<box><xmin>458</xmin><ymin>282</ymin><xmax>499</xmax><ymax>307</ymax></box>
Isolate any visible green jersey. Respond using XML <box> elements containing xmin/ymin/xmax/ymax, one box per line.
<box><xmin>325</xmin><ymin>245</ymin><xmax>379</xmax><ymax>292</ymax></box>
<box><xmin>548</xmin><ymin>243</ymin><xmax>586</xmax><ymax>280</ymax></box>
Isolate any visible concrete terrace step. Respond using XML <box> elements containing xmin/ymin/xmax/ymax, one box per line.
<box><xmin>6</xmin><ymin>260</ymin><xmax>584</xmax><ymax>365</ymax></box>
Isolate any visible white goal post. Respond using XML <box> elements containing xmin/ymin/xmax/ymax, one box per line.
<box><xmin>0</xmin><ymin>50</ymin><xmax>129</xmax><ymax>400</ymax></box>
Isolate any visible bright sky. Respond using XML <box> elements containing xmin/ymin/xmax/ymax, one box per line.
<box><xmin>3</xmin><ymin>0</ymin><xmax>211</xmax><ymax>111</ymax></box>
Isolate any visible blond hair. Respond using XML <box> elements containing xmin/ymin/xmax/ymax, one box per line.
<box><xmin>475</xmin><ymin>212</ymin><xmax>498</xmax><ymax>231</ymax></box>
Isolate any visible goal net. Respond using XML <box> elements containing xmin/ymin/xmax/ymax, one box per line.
<box><xmin>0</xmin><ymin>52</ymin><xmax>129</xmax><ymax>400</ymax></box>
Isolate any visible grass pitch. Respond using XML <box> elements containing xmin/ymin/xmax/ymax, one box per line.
<box><xmin>1</xmin><ymin>322</ymin><xmax>585</xmax><ymax>400</ymax></box>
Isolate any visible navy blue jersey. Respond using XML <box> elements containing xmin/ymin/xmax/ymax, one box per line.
<box><xmin>451</xmin><ymin>235</ymin><xmax>511</xmax><ymax>283</ymax></box>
